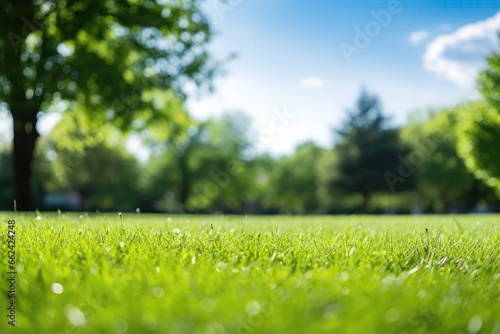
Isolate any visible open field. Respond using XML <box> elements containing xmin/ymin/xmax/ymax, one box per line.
<box><xmin>1</xmin><ymin>213</ymin><xmax>499</xmax><ymax>334</ymax></box>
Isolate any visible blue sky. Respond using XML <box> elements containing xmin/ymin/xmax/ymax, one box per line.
<box><xmin>2</xmin><ymin>0</ymin><xmax>500</xmax><ymax>157</ymax></box>
<box><xmin>185</xmin><ymin>0</ymin><xmax>500</xmax><ymax>155</ymax></box>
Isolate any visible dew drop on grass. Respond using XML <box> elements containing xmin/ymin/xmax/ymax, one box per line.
<box><xmin>417</xmin><ymin>289</ymin><xmax>428</xmax><ymax>300</ymax></box>
<box><xmin>36</xmin><ymin>215</ymin><xmax>41</xmax><ymax>221</ymax></box>
<box><xmin>468</xmin><ymin>315</ymin><xmax>482</xmax><ymax>334</ymax></box>
<box><xmin>323</xmin><ymin>304</ymin><xmax>340</xmax><ymax>319</ymax></box>
<box><xmin>348</xmin><ymin>246</ymin><xmax>356</xmax><ymax>256</ymax></box>
<box><xmin>245</xmin><ymin>301</ymin><xmax>261</xmax><ymax>316</ymax></box>
<box><xmin>113</xmin><ymin>318</ymin><xmax>128</xmax><ymax>333</ymax></box>
<box><xmin>173</xmin><ymin>228</ymin><xmax>181</xmax><ymax>234</ymax></box>
<box><xmin>208</xmin><ymin>322</ymin><xmax>225</xmax><ymax>333</ymax></box>
<box><xmin>152</xmin><ymin>287</ymin><xmax>164</xmax><ymax>298</ymax></box>
<box><xmin>339</xmin><ymin>271</ymin><xmax>349</xmax><ymax>282</ymax></box>
<box><xmin>65</xmin><ymin>305</ymin><xmax>85</xmax><ymax>327</ymax></box>
<box><xmin>385</xmin><ymin>308</ymin><xmax>401</xmax><ymax>323</ymax></box>
<box><xmin>51</xmin><ymin>283</ymin><xmax>64</xmax><ymax>294</ymax></box>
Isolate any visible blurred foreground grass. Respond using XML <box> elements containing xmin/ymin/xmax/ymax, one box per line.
<box><xmin>1</xmin><ymin>213</ymin><xmax>499</xmax><ymax>333</ymax></box>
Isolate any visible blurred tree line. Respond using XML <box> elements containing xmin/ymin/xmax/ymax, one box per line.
<box><xmin>1</xmin><ymin>1</ymin><xmax>500</xmax><ymax>214</ymax></box>
<box><xmin>1</xmin><ymin>85</ymin><xmax>499</xmax><ymax>213</ymax></box>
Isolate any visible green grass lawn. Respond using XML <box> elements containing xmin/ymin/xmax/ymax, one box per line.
<box><xmin>1</xmin><ymin>213</ymin><xmax>499</xmax><ymax>334</ymax></box>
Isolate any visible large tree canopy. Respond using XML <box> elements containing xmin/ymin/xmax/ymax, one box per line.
<box><xmin>0</xmin><ymin>0</ymin><xmax>217</xmax><ymax>210</ymax></box>
<box><xmin>456</xmin><ymin>101</ymin><xmax>500</xmax><ymax>194</ymax></box>
<box><xmin>456</xmin><ymin>37</ymin><xmax>500</xmax><ymax>195</ymax></box>
<box><xmin>478</xmin><ymin>39</ymin><xmax>500</xmax><ymax>112</ymax></box>
<box><xmin>402</xmin><ymin>108</ymin><xmax>488</xmax><ymax>212</ymax></box>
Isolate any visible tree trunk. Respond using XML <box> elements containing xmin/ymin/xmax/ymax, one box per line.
<box><xmin>178</xmin><ymin>151</ymin><xmax>191</xmax><ymax>210</ymax></box>
<box><xmin>441</xmin><ymin>195</ymin><xmax>451</xmax><ymax>214</ymax></box>
<box><xmin>12</xmin><ymin>109</ymin><xmax>39</xmax><ymax>211</ymax></box>
<box><xmin>361</xmin><ymin>193</ymin><xmax>371</xmax><ymax>213</ymax></box>
<box><xmin>7</xmin><ymin>2</ymin><xmax>41</xmax><ymax>211</ymax></box>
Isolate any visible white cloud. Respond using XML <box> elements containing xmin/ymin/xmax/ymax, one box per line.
<box><xmin>423</xmin><ymin>11</ymin><xmax>500</xmax><ymax>88</ymax></box>
<box><xmin>409</xmin><ymin>30</ymin><xmax>429</xmax><ymax>45</ymax></box>
<box><xmin>299</xmin><ymin>77</ymin><xmax>325</xmax><ymax>88</ymax></box>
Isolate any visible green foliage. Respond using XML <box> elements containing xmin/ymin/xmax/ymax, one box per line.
<box><xmin>455</xmin><ymin>101</ymin><xmax>500</xmax><ymax>193</ymax></box>
<box><xmin>138</xmin><ymin>148</ymin><xmax>183</xmax><ymax>212</ymax></box>
<box><xmin>266</xmin><ymin>142</ymin><xmax>325</xmax><ymax>214</ymax></box>
<box><xmin>0</xmin><ymin>0</ymin><xmax>218</xmax><ymax>210</ymax></box>
<box><xmin>328</xmin><ymin>90</ymin><xmax>411</xmax><ymax>211</ymax></box>
<box><xmin>244</xmin><ymin>154</ymin><xmax>276</xmax><ymax>212</ymax></box>
<box><xmin>402</xmin><ymin>107</ymin><xmax>483</xmax><ymax>211</ymax></box>
<box><xmin>142</xmin><ymin>113</ymin><xmax>253</xmax><ymax>213</ymax></box>
<box><xmin>464</xmin><ymin>39</ymin><xmax>500</xmax><ymax>194</ymax></box>
<box><xmin>139</xmin><ymin>89</ymin><xmax>192</xmax><ymax>141</ymax></box>
<box><xmin>316</xmin><ymin>149</ymin><xmax>346</xmax><ymax>211</ymax></box>
<box><xmin>478</xmin><ymin>41</ymin><xmax>500</xmax><ymax>112</ymax></box>
<box><xmin>182</xmin><ymin>116</ymin><xmax>251</xmax><ymax>212</ymax></box>
<box><xmin>34</xmin><ymin>113</ymin><xmax>142</xmax><ymax>210</ymax></box>
<box><xmin>1</xmin><ymin>213</ymin><xmax>499</xmax><ymax>333</ymax></box>
<box><xmin>0</xmin><ymin>0</ymin><xmax>216</xmax><ymax>114</ymax></box>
